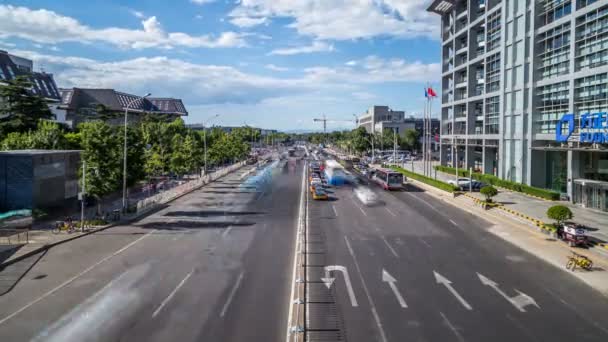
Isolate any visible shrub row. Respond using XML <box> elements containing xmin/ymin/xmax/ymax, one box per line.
<box><xmin>433</xmin><ymin>165</ymin><xmax>560</xmax><ymax>200</ymax></box>
<box><xmin>391</xmin><ymin>166</ymin><xmax>460</xmax><ymax>193</ymax></box>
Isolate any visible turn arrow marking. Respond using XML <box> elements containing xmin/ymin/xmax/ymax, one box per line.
<box><xmin>477</xmin><ymin>273</ymin><xmax>540</xmax><ymax>312</ymax></box>
<box><xmin>323</xmin><ymin>265</ymin><xmax>358</xmax><ymax>307</ymax></box>
<box><xmin>434</xmin><ymin>271</ymin><xmax>472</xmax><ymax>310</ymax></box>
<box><xmin>382</xmin><ymin>269</ymin><xmax>407</xmax><ymax>308</ymax></box>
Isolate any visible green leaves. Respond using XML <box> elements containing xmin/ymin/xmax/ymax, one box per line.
<box><xmin>547</xmin><ymin>205</ymin><xmax>573</xmax><ymax>225</ymax></box>
<box><xmin>0</xmin><ymin>76</ymin><xmax>54</xmax><ymax>135</ymax></box>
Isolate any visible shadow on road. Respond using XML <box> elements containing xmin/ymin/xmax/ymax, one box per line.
<box><xmin>164</xmin><ymin>210</ymin><xmax>265</xmax><ymax>217</ymax></box>
<box><xmin>0</xmin><ymin>244</ymin><xmax>24</xmax><ymax>266</ymax></box>
<box><xmin>137</xmin><ymin>220</ymin><xmax>256</xmax><ymax>230</ymax></box>
<box><xmin>0</xmin><ymin>249</ymin><xmax>48</xmax><ymax>296</ymax></box>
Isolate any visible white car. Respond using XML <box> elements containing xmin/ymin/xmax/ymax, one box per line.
<box><xmin>448</xmin><ymin>178</ymin><xmax>483</xmax><ymax>190</ymax></box>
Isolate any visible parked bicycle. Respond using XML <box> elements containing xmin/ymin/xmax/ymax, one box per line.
<box><xmin>52</xmin><ymin>220</ymin><xmax>77</xmax><ymax>234</ymax></box>
<box><xmin>565</xmin><ymin>252</ymin><xmax>593</xmax><ymax>271</ymax></box>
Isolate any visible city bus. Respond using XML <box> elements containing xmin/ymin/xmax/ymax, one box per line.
<box><xmin>370</xmin><ymin>168</ymin><xmax>404</xmax><ymax>190</ymax></box>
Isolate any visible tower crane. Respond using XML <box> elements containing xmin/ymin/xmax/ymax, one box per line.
<box><xmin>312</xmin><ymin>114</ymin><xmax>358</xmax><ymax>134</ymax></box>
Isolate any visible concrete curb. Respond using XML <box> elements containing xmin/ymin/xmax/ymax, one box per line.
<box><xmin>0</xmin><ymin>163</ymin><xmax>246</xmax><ymax>270</ymax></box>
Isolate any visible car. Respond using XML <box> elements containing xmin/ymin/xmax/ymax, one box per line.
<box><xmin>447</xmin><ymin>178</ymin><xmax>483</xmax><ymax>190</ymax></box>
<box><xmin>312</xmin><ymin>189</ymin><xmax>329</xmax><ymax>200</ymax></box>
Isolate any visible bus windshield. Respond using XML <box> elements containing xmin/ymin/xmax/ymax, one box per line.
<box><xmin>388</xmin><ymin>173</ymin><xmax>403</xmax><ymax>185</ymax></box>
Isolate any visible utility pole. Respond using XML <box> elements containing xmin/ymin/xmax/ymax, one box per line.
<box><xmin>80</xmin><ymin>160</ymin><xmax>86</xmax><ymax>231</ymax></box>
<box><xmin>393</xmin><ymin>128</ymin><xmax>397</xmax><ymax>167</ymax></box>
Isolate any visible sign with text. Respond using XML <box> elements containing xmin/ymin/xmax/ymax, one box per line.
<box><xmin>556</xmin><ymin>112</ymin><xmax>608</xmax><ymax>144</ymax></box>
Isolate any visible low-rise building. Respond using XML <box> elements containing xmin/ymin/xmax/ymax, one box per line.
<box><xmin>56</xmin><ymin>88</ymin><xmax>188</xmax><ymax>128</ymax></box>
<box><xmin>0</xmin><ymin>150</ymin><xmax>81</xmax><ymax>211</ymax></box>
<box><xmin>0</xmin><ymin>50</ymin><xmax>61</xmax><ymax>106</ymax></box>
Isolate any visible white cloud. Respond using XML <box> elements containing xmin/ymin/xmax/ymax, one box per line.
<box><xmin>195</xmin><ymin>14</ymin><xmax>204</xmax><ymax>20</ymax></box>
<box><xmin>190</xmin><ymin>0</ymin><xmax>215</xmax><ymax>4</ymax></box>
<box><xmin>130</xmin><ymin>10</ymin><xmax>145</xmax><ymax>19</ymax></box>
<box><xmin>269</xmin><ymin>41</ymin><xmax>334</xmax><ymax>55</ymax></box>
<box><xmin>230</xmin><ymin>16</ymin><xmax>268</xmax><ymax>28</ymax></box>
<box><xmin>265</xmin><ymin>64</ymin><xmax>289</xmax><ymax>72</ymax></box>
<box><xmin>0</xmin><ymin>5</ymin><xmax>247</xmax><ymax>49</ymax></box>
<box><xmin>12</xmin><ymin>49</ymin><xmax>437</xmax><ymax>111</ymax></box>
<box><xmin>352</xmin><ymin>91</ymin><xmax>377</xmax><ymax>100</ymax></box>
<box><xmin>229</xmin><ymin>0</ymin><xmax>439</xmax><ymax>40</ymax></box>
<box><xmin>345</xmin><ymin>60</ymin><xmax>357</xmax><ymax>66</ymax></box>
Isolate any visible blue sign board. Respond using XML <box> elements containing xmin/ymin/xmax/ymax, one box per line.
<box><xmin>556</xmin><ymin>112</ymin><xmax>608</xmax><ymax>144</ymax></box>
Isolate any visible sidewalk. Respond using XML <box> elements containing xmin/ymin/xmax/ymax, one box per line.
<box><xmin>0</xmin><ymin>162</ymin><xmax>247</xmax><ymax>269</ymax></box>
<box><xmin>401</xmin><ymin>160</ymin><xmax>608</xmax><ymax>243</ymax></box>
<box><xmin>406</xmin><ymin>176</ymin><xmax>608</xmax><ymax>297</ymax></box>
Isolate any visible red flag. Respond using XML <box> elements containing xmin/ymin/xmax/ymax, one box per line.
<box><xmin>427</xmin><ymin>87</ymin><xmax>437</xmax><ymax>97</ymax></box>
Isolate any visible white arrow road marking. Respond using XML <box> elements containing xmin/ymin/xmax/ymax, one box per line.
<box><xmin>322</xmin><ymin>265</ymin><xmax>358</xmax><ymax>307</ymax></box>
<box><xmin>477</xmin><ymin>273</ymin><xmax>539</xmax><ymax>312</ymax></box>
<box><xmin>434</xmin><ymin>271</ymin><xmax>472</xmax><ymax>310</ymax></box>
<box><xmin>382</xmin><ymin>269</ymin><xmax>407</xmax><ymax>308</ymax></box>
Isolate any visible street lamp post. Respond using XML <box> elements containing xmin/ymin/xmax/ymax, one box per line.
<box><xmin>203</xmin><ymin>114</ymin><xmax>220</xmax><ymax>175</ymax></box>
<box><xmin>122</xmin><ymin>93</ymin><xmax>151</xmax><ymax>213</ymax></box>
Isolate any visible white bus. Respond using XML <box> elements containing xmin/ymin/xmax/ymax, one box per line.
<box><xmin>371</xmin><ymin>168</ymin><xmax>404</xmax><ymax>190</ymax></box>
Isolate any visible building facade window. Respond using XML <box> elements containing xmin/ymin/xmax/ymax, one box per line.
<box><xmin>535</xmin><ymin>81</ymin><xmax>570</xmax><ymax>134</ymax></box>
<box><xmin>538</xmin><ymin>0</ymin><xmax>571</xmax><ymax>26</ymax></box>
<box><xmin>486</xmin><ymin>53</ymin><xmax>501</xmax><ymax>93</ymax></box>
<box><xmin>574</xmin><ymin>73</ymin><xmax>608</xmax><ymax>119</ymax></box>
<box><xmin>536</xmin><ymin>23</ymin><xmax>570</xmax><ymax>80</ymax></box>
<box><xmin>485</xmin><ymin>96</ymin><xmax>500</xmax><ymax>134</ymax></box>
<box><xmin>575</xmin><ymin>4</ymin><xmax>608</xmax><ymax>71</ymax></box>
<box><xmin>487</xmin><ymin>11</ymin><xmax>502</xmax><ymax>52</ymax></box>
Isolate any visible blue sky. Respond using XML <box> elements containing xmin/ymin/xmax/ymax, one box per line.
<box><xmin>0</xmin><ymin>0</ymin><xmax>441</xmax><ymax>131</ymax></box>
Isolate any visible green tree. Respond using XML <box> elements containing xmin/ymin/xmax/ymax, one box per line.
<box><xmin>117</xmin><ymin>125</ymin><xmax>145</xmax><ymax>186</ymax></box>
<box><xmin>79</xmin><ymin>121</ymin><xmax>121</xmax><ymax>212</ymax></box>
<box><xmin>0</xmin><ymin>76</ymin><xmax>54</xmax><ymax>135</ymax></box>
<box><xmin>547</xmin><ymin>205</ymin><xmax>573</xmax><ymax>226</ymax></box>
<box><xmin>402</xmin><ymin>129</ymin><xmax>420</xmax><ymax>151</ymax></box>
<box><xmin>480</xmin><ymin>186</ymin><xmax>498</xmax><ymax>203</ymax></box>
<box><xmin>170</xmin><ymin>134</ymin><xmax>190</xmax><ymax>177</ymax></box>
<box><xmin>1</xmin><ymin>131</ymin><xmax>33</xmax><ymax>150</ymax></box>
<box><xmin>30</xmin><ymin>120</ymin><xmax>66</xmax><ymax>149</ymax></box>
<box><xmin>350</xmin><ymin>127</ymin><xmax>371</xmax><ymax>154</ymax></box>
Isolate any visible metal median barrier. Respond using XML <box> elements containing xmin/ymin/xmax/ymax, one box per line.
<box><xmin>135</xmin><ymin>161</ymin><xmax>247</xmax><ymax>215</ymax></box>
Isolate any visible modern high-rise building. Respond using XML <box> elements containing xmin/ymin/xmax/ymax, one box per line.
<box><xmin>428</xmin><ymin>0</ymin><xmax>608</xmax><ymax>211</ymax></box>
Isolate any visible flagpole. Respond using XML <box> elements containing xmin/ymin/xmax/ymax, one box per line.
<box><xmin>422</xmin><ymin>86</ymin><xmax>427</xmax><ymax>176</ymax></box>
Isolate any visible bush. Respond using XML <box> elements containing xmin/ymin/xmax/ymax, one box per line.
<box><xmin>434</xmin><ymin>165</ymin><xmax>560</xmax><ymax>200</ymax></box>
<box><xmin>391</xmin><ymin>166</ymin><xmax>460</xmax><ymax>193</ymax></box>
<box><xmin>480</xmin><ymin>186</ymin><xmax>498</xmax><ymax>203</ymax></box>
<box><xmin>547</xmin><ymin>205</ymin><xmax>573</xmax><ymax>226</ymax></box>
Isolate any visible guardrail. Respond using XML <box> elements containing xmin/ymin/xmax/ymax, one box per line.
<box><xmin>0</xmin><ymin>228</ymin><xmax>29</xmax><ymax>245</ymax></box>
<box><xmin>135</xmin><ymin>161</ymin><xmax>246</xmax><ymax>214</ymax></box>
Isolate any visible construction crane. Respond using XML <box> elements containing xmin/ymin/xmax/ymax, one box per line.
<box><xmin>313</xmin><ymin>114</ymin><xmax>358</xmax><ymax>134</ymax></box>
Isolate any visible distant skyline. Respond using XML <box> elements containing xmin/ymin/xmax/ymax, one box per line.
<box><xmin>0</xmin><ymin>1</ymin><xmax>441</xmax><ymax>131</ymax></box>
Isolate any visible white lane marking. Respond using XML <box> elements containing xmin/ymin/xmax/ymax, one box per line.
<box><xmin>385</xmin><ymin>208</ymin><xmax>397</xmax><ymax>217</ymax></box>
<box><xmin>344</xmin><ymin>236</ymin><xmax>388</xmax><ymax>342</ymax></box>
<box><xmin>357</xmin><ymin>205</ymin><xmax>368</xmax><ymax>216</ymax></box>
<box><xmin>449</xmin><ymin>219</ymin><xmax>458</xmax><ymax>226</ymax></box>
<box><xmin>439</xmin><ymin>311</ymin><xmax>465</xmax><ymax>342</ymax></box>
<box><xmin>0</xmin><ymin>230</ymin><xmax>156</xmax><ymax>326</ymax></box>
<box><xmin>419</xmin><ymin>237</ymin><xmax>432</xmax><ymax>248</ymax></box>
<box><xmin>382</xmin><ymin>269</ymin><xmax>407</xmax><ymax>308</ymax></box>
<box><xmin>434</xmin><ymin>271</ymin><xmax>472</xmax><ymax>311</ymax></box>
<box><xmin>322</xmin><ymin>266</ymin><xmax>358</xmax><ymax>307</ymax></box>
<box><xmin>222</xmin><ymin>225</ymin><xmax>233</xmax><ymax>238</ymax></box>
<box><xmin>152</xmin><ymin>269</ymin><xmax>194</xmax><ymax>318</ymax></box>
<box><xmin>381</xmin><ymin>236</ymin><xmax>399</xmax><ymax>258</ymax></box>
<box><xmin>219</xmin><ymin>271</ymin><xmax>245</xmax><ymax>318</ymax></box>
<box><xmin>332</xmin><ymin>204</ymin><xmax>338</xmax><ymax>217</ymax></box>
<box><xmin>285</xmin><ymin>161</ymin><xmax>307</xmax><ymax>342</ymax></box>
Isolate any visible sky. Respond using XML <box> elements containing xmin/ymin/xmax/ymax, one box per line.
<box><xmin>0</xmin><ymin>0</ymin><xmax>442</xmax><ymax>132</ymax></box>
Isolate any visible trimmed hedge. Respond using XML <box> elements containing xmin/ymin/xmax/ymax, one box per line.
<box><xmin>433</xmin><ymin>165</ymin><xmax>560</xmax><ymax>200</ymax></box>
<box><xmin>391</xmin><ymin>166</ymin><xmax>460</xmax><ymax>193</ymax></box>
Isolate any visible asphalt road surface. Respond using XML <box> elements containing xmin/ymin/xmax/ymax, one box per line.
<box><xmin>306</xmin><ymin>164</ymin><xmax>608</xmax><ymax>342</ymax></box>
<box><xmin>0</xmin><ymin>155</ymin><xmax>304</xmax><ymax>342</ymax></box>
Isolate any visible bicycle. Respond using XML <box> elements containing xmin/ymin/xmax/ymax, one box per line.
<box><xmin>52</xmin><ymin>220</ymin><xmax>77</xmax><ymax>234</ymax></box>
<box><xmin>565</xmin><ymin>252</ymin><xmax>593</xmax><ymax>271</ymax></box>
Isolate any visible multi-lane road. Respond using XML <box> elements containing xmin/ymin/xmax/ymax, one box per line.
<box><xmin>0</xmin><ymin>156</ymin><xmax>304</xmax><ymax>341</ymax></box>
<box><xmin>306</xmin><ymin>161</ymin><xmax>608</xmax><ymax>342</ymax></box>
<box><xmin>0</xmin><ymin>149</ymin><xmax>607</xmax><ymax>342</ymax></box>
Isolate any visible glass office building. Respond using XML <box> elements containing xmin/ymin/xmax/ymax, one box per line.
<box><xmin>428</xmin><ymin>0</ymin><xmax>608</xmax><ymax>211</ymax></box>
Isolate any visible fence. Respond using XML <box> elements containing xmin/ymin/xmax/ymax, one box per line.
<box><xmin>135</xmin><ymin>161</ymin><xmax>246</xmax><ymax>215</ymax></box>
